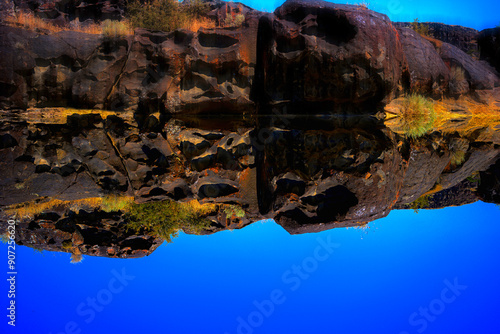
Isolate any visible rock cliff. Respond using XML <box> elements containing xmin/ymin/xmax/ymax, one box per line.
<box><xmin>1</xmin><ymin>0</ymin><xmax>499</xmax><ymax>113</ymax></box>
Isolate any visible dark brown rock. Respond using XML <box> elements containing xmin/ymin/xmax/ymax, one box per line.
<box><xmin>0</xmin><ymin>208</ymin><xmax>162</xmax><ymax>259</ymax></box>
<box><xmin>478</xmin><ymin>156</ymin><xmax>500</xmax><ymax>204</ymax></box>
<box><xmin>478</xmin><ymin>27</ymin><xmax>500</xmax><ymax>74</ymax></box>
<box><xmin>397</xmin><ymin>27</ymin><xmax>450</xmax><ymax>96</ymax></box>
<box><xmin>394</xmin><ymin>22</ymin><xmax>479</xmax><ymax>57</ymax></box>
<box><xmin>254</xmin><ymin>0</ymin><xmax>407</xmax><ymax>113</ymax></box>
<box><xmin>437</xmin><ymin>41</ymin><xmax>500</xmax><ymax>92</ymax></box>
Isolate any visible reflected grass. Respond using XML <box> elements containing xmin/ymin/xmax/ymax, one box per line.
<box><xmin>399</xmin><ymin>94</ymin><xmax>436</xmax><ymax>138</ymax></box>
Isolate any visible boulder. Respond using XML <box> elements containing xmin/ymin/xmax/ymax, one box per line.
<box><xmin>254</xmin><ymin>0</ymin><xmax>407</xmax><ymax>112</ymax></box>
<box><xmin>436</xmin><ymin>41</ymin><xmax>500</xmax><ymax>92</ymax></box>
<box><xmin>477</xmin><ymin>27</ymin><xmax>500</xmax><ymax>74</ymax></box>
<box><xmin>397</xmin><ymin>27</ymin><xmax>449</xmax><ymax>96</ymax></box>
<box><xmin>394</xmin><ymin>22</ymin><xmax>479</xmax><ymax>57</ymax></box>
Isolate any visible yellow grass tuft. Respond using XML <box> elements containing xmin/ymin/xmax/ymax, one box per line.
<box><xmin>4</xmin><ymin>196</ymin><xmax>135</xmax><ymax>218</ymax></box>
<box><xmin>432</xmin><ymin>96</ymin><xmax>500</xmax><ymax>136</ymax></box>
<box><xmin>4</xmin><ymin>11</ymin><xmax>133</xmax><ymax>36</ymax></box>
<box><xmin>181</xmin><ymin>17</ymin><xmax>216</xmax><ymax>32</ymax></box>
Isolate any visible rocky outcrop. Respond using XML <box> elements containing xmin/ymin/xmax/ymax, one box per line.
<box><xmin>394</xmin><ymin>177</ymin><xmax>480</xmax><ymax>210</ymax></box>
<box><xmin>6</xmin><ymin>0</ymin><xmax>126</xmax><ymax>23</ymax></box>
<box><xmin>437</xmin><ymin>41</ymin><xmax>499</xmax><ymax>92</ymax></box>
<box><xmin>0</xmin><ymin>209</ymin><xmax>163</xmax><ymax>259</ymax></box>
<box><xmin>478</xmin><ymin>156</ymin><xmax>500</xmax><ymax>204</ymax></box>
<box><xmin>2</xmin><ymin>0</ymin><xmax>500</xmax><ymax>113</ymax></box>
<box><xmin>397</xmin><ymin>27</ymin><xmax>449</xmax><ymax>96</ymax></box>
<box><xmin>254</xmin><ymin>0</ymin><xmax>407</xmax><ymax>113</ymax></box>
<box><xmin>478</xmin><ymin>27</ymin><xmax>500</xmax><ymax>74</ymax></box>
<box><xmin>394</xmin><ymin>22</ymin><xmax>479</xmax><ymax>57</ymax></box>
<box><xmin>262</xmin><ymin>123</ymin><xmax>408</xmax><ymax>234</ymax></box>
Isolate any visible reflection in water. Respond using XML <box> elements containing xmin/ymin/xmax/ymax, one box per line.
<box><xmin>1</xmin><ymin>110</ymin><xmax>499</xmax><ymax>259</ymax></box>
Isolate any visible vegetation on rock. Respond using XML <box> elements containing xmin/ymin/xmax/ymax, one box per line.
<box><xmin>4</xmin><ymin>11</ymin><xmax>132</xmax><ymax>35</ymax></box>
<box><xmin>126</xmin><ymin>0</ymin><xmax>214</xmax><ymax>32</ymax></box>
<box><xmin>101</xmin><ymin>20</ymin><xmax>134</xmax><ymax>39</ymax></box>
<box><xmin>124</xmin><ymin>200</ymin><xmax>217</xmax><ymax>242</ymax></box>
<box><xmin>224</xmin><ymin>13</ymin><xmax>245</xmax><ymax>27</ymax></box>
<box><xmin>411</xmin><ymin>18</ymin><xmax>431</xmax><ymax>37</ymax></box>
<box><xmin>399</xmin><ymin>94</ymin><xmax>436</xmax><ymax>138</ymax></box>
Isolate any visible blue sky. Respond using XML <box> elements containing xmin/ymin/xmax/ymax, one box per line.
<box><xmin>1</xmin><ymin>201</ymin><xmax>500</xmax><ymax>334</ymax></box>
<box><xmin>241</xmin><ymin>0</ymin><xmax>499</xmax><ymax>30</ymax></box>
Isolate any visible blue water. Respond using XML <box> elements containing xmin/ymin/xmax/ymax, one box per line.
<box><xmin>1</xmin><ymin>201</ymin><xmax>500</xmax><ymax>334</ymax></box>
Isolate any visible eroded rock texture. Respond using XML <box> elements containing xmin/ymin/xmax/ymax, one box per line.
<box><xmin>397</xmin><ymin>27</ymin><xmax>450</xmax><ymax>96</ymax></box>
<box><xmin>1</xmin><ymin>210</ymin><xmax>163</xmax><ymax>258</ymax></box>
<box><xmin>1</xmin><ymin>110</ymin><xmax>500</xmax><ymax>252</ymax></box>
<box><xmin>478</xmin><ymin>27</ymin><xmax>500</xmax><ymax>74</ymax></box>
<box><xmin>394</xmin><ymin>22</ymin><xmax>479</xmax><ymax>56</ymax></box>
<box><xmin>254</xmin><ymin>0</ymin><xmax>407</xmax><ymax>112</ymax></box>
<box><xmin>2</xmin><ymin>0</ymin><xmax>500</xmax><ymax>113</ymax></box>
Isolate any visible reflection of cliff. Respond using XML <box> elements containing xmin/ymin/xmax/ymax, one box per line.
<box><xmin>1</xmin><ymin>110</ymin><xmax>500</xmax><ymax>257</ymax></box>
<box><xmin>4</xmin><ymin>209</ymin><xmax>164</xmax><ymax>259</ymax></box>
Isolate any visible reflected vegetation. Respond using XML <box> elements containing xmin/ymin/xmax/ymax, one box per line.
<box><xmin>1</xmin><ymin>101</ymin><xmax>500</xmax><ymax>259</ymax></box>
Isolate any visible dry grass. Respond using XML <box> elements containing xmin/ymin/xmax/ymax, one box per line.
<box><xmin>181</xmin><ymin>17</ymin><xmax>216</xmax><ymax>32</ymax></box>
<box><xmin>355</xmin><ymin>1</ymin><xmax>370</xmax><ymax>9</ymax></box>
<box><xmin>4</xmin><ymin>11</ymin><xmax>133</xmax><ymax>36</ymax></box>
<box><xmin>101</xmin><ymin>20</ymin><xmax>134</xmax><ymax>38</ymax></box>
<box><xmin>433</xmin><ymin>97</ymin><xmax>500</xmax><ymax>136</ymax></box>
<box><xmin>386</xmin><ymin>90</ymin><xmax>500</xmax><ymax>139</ymax></box>
<box><xmin>4</xmin><ymin>196</ymin><xmax>135</xmax><ymax>218</ymax></box>
<box><xmin>450</xmin><ymin>66</ymin><xmax>466</xmax><ymax>82</ymax></box>
<box><xmin>18</xmin><ymin>107</ymin><xmax>135</xmax><ymax>125</ymax></box>
<box><xmin>100</xmin><ymin>195</ymin><xmax>135</xmax><ymax>212</ymax></box>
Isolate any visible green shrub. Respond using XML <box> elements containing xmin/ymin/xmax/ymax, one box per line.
<box><xmin>125</xmin><ymin>200</ymin><xmax>215</xmax><ymax>242</ymax></box>
<box><xmin>62</xmin><ymin>240</ymin><xmax>73</xmax><ymax>250</ymax></box>
<box><xmin>411</xmin><ymin>18</ymin><xmax>430</xmax><ymax>37</ymax></box>
<box><xmin>224</xmin><ymin>14</ymin><xmax>245</xmax><ymax>28</ymax></box>
<box><xmin>450</xmin><ymin>149</ymin><xmax>466</xmax><ymax>167</ymax></box>
<box><xmin>126</xmin><ymin>0</ymin><xmax>210</xmax><ymax>32</ymax></box>
<box><xmin>101</xmin><ymin>195</ymin><xmax>134</xmax><ymax>212</ymax></box>
<box><xmin>399</xmin><ymin>94</ymin><xmax>436</xmax><ymax>138</ymax></box>
<box><xmin>0</xmin><ymin>233</ymin><xmax>9</xmax><ymax>244</ymax></box>
<box><xmin>410</xmin><ymin>194</ymin><xmax>430</xmax><ymax>213</ymax></box>
<box><xmin>223</xmin><ymin>204</ymin><xmax>245</xmax><ymax>218</ymax></box>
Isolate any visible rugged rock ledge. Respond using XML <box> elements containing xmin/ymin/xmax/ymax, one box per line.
<box><xmin>1</xmin><ymin>0</ymin><xmax>499</xmax><ymax>114</ymax></box>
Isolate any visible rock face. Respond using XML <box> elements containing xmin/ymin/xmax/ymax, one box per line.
<box><xmin>478</xmin><ymin>27</ymin><xmax>500</xmax><ymax>74</ymax></box>
<box><xmin>394</xmin><ymin>22</ymin><xmax>479</xmax><ymax>57</ymax></box>
<box><xmin>254</xmin><ymin>0</ymin><xmax>407</xmax><ymax>112</ymax></box>
<box><xmin>8</xmin><ymin>0</ymin><xmax>126</xmax><ymax>23</ymax></box>
<box><xmin>1</xmin><ymin>0</ymin><xmax>500</xmax><ymax>113</ymax></box>
<box><xmin>397</xmin><ymin>27</ymin><xmax>449</xmax><ymax>96</ymax></box>
<box><xmin>0</xmin><ymin>209</ymin><xmax>163</xmax><ymax>259</ymax></box>
<box><xmin>478</xmin><ymin>156</ymin><xmax>500</xmax><ymax>204</ymax></box>
<box><xmin>437</xmin><ymin>41</ymin><xmax>499</xmax><ymax>92</ymax></box>
<box><xmin>257</xmin><ymin>117</ymin><xmax>407</xmax><ymax>234</ymax></box>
